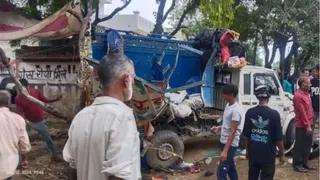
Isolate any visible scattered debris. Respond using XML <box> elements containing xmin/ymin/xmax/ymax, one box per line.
<box><xmin>178</xmin><ymin>162</ymin><xmax>194</xmax><ymax>169</ymax></box>
<box><xmin>204</xmin><ymin>170</ymin><xmax>214</xmax><ymax>177</ymax></box>
<box><xmin>151</xmin><ymin>177</ymin><xmax>167</xmax><ymax>180</ymax></box>
<box><xmin>204</xmin><ymin>157</ymin><xmax>212</xmax><ymax>165</ymax></box>
<box><xmin>187</xmin><ymin>166</ymin><xmax>201</xmax><ymax>173</ymax></box>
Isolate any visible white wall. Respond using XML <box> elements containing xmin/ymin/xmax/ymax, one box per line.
<box><xmin>137</xmin><ymin>15</ymin><xmax>154</xmax><ymax>35</ymax></box>
<box><xmin>99</xmin><ymin>14</ymin><xmax>138</xmax><ymax>32</ymax></box>
<box><xmin>0</xmin><ymin>61</ymin><xmax>79</xmax><ymax>85</ymax></box>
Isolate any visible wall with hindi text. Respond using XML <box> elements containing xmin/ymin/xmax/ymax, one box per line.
<box><xmin>0</xmin><ymin>61</ymin><xmax>81</xmax><ymax>116</ymax></box>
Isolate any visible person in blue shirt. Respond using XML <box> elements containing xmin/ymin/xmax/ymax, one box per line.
<box><xmin>243</xmin><ymin>85</ymin><xmax>285</xmax><ymax>180</ymax></box>
<box><xmin>282</xmin><ymin>73</ymin><xmax>293</xmax><ymax>94</ymax></box>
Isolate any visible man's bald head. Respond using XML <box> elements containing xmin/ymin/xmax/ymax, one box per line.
<box><xmin>298</xmin><ymin>77</ymin><xmax>311</xmax><ymax>91</ymax></box>
<box><xmin>97</xmin><ymin>53</ymin><xmax>134</xmax><ymax>88</ymax></box>
<box><xmin>97</xmin><ymin>53</ymin><xmax>136</xmax><ymax>101</ymax></box>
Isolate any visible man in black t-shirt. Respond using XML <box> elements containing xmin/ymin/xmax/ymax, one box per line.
<box><xmin>310</xmin><ymin>65</ymin><xmax>319</xmax><ymax>127</ymax></box>
<box><xmin>243</xmin><ymin>85</ymin><xmax>285</xmax><ymax>180</ymax></box>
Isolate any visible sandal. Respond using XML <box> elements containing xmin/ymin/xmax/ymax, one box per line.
<box><xmin>293</xmin><ymin>166</ymin><xmax>308</xmax><ymax>173</ymax></box>
<box><xmin>303</xmin><ymin>165</ymin><xmax>317</xmax><ymax>170</ymax></box>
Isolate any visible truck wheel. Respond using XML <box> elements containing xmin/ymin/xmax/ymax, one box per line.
<box><xmin>285</xmin><ymin>120</ymin><xmax>295</xmax><ymax>152</ymax></box>
<box><xmin>146</xmin><ymin>130</ymin><xmax>184</xmax><ymax>169</ymax></box>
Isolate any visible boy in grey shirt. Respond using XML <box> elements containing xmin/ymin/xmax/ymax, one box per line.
<box><xmin>211</xmin><ymin>84</ymin><xmax>243</xmax><ymax>180</ymax></box>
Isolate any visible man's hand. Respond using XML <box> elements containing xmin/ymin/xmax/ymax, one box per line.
<box><xmin>210</xmin><ymin>126</ymin><xmax>221</xmax><ymax>134</ymax></box>
<box><xmin>220</xmin><ymin>150</ymin><xmax>228</xmax><ymax>162</ymax></box>
<box><xmin>21</xmin><ymin>154</ymin><xmax>28</xmax><ymax>169</ymax></box>
<box><xmin>278</xmin><ymin>154</ymin><xmax>285</xmax><ymax>165</ymax></box>
<box><xmin>143</xmin><ymin>140</ymin><xmax>153</xmax><ymax>149</ymax></box>
<box><xmin>306</xmin><ymin>126</ymin><xmax>313</xmax><ymax>136</ymax></box>
<box><xmin>21</xmin><ymin>159</ymin><xmax>28</xmax><ymax>169</ymax></box>
<box><xmin>25</xmin><ymin>119</ymin><xmax>31</xmax><ymax>127</ymax></box>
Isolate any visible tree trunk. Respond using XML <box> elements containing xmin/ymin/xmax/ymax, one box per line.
<box><xmin>265</xmin><ymin>42</ymin><xmax>277</xmax><ymax>69</ymax></box>
<box><xmin>79</xmin><ymin>1</ymin><xmax>94</xmax><ymax>110</ymax></box>
<box><xmin>170</xmin><ymin>0</ymin><xmax>200</xmax><ymax>36</ymax></box>
<box><xmin>252</xmin><ymin>30</ymin><xmax>258</xmax><ymax>65</ymax></box>
<box><xmin>153</xmin><ymin>0</ymin><xmax>167</xmax><ymax>34</ymax></box>
<box><xmin>284</xmin><ymin>41</ymin><xmax>299</xmax><ymax>75</ymax></box>
<box><xmin>278</xmin><ymin>41</ymin><xmax>286</xmax><ymax>72</ymax></box>
<box><xmin>91</xmin><ymin>0</ymin><xmax>132</xmax><ymax>40</ymax></box>
<box><xmin>262</xmin><ymin>33</ymin><xmax>270</xmax><ymax>67</ymax></box>
<box><xmin>292</xmin><ymin>46</ymin><xmax>313</xmax><ymax>80</ymax></box>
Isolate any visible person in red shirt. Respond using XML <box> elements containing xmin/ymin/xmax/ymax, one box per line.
<box><xmin>292</xmin><ymin>77</ymin><xmax>315</xmax><ymax>172</ymax></box>
<box><xmin>15</xmin><ymin>79</ymin><xmax>62</xmax><ymax>162</ymax></box>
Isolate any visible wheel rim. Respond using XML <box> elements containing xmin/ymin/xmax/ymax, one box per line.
<box><xmin>157</xmin><ymin>143</ymin><xmax>174</xmax><ymax>160</ymax></box>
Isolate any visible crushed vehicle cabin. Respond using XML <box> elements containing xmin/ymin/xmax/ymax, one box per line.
<box><xmin>90</xmin><ymin>29</ymin><xmax>297</xmax><ymax>169</ymax></box>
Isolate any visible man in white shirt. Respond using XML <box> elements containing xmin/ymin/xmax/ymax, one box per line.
<box><xmin>211</xmin><ymin>84</ymin><xmax>243</xmax><ymax>180</ymax></box>
<box><xmin>63</xmin><ymin>53</ymin><xmax>141</xmax><ymax>180</ymax></box>
<box><xmin>0</xmin><ymin>90</ymin><xmax>31</xmax><ymax>180</ymax></box>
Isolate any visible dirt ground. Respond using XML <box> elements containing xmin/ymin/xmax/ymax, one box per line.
<box><xmin>12</xmin><ymin>118</ymin><xmax>320</xmax><ymax>180</ymax></box>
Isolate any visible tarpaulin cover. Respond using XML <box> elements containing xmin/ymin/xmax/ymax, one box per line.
<box><xmin>0</xmin><ymin>0</ymin><xmax>82</xmax><ymax>40</ymax></box>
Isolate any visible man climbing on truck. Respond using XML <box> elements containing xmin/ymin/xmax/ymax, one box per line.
<box><xmin>243</xmin><ymin>85</ymin><xmax>285</xmax><ymax>180</ymax></box>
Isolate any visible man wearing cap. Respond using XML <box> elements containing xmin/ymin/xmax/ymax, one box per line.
<box><xmin>243</xmin><ymin>85</ymin><xmax>285</xmax><ymax>180</ymax></box>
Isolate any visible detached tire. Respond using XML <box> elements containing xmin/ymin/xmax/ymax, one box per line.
<box><xmin>285</xmin><ymin>120</ymin><xmax>295</xmax><ymax>150</ymax></box>
<box><xmin>146</xmin><ymin>130</ymin><xmax>184</xmax><ymax>170</ymax></box>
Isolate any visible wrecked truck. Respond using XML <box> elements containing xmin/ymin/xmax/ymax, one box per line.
<box><xmin>91</xmin><ymin>29</ymin><xmax>297</xmax><ymax>169</ymax></box>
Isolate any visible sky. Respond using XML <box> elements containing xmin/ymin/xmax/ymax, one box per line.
<box><xmin>102</xmin><ymin>0</ymin><xmax>172</xmax><ymax>27</ymax></box>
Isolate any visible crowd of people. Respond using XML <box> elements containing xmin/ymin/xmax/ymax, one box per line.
<box><xmin>0</xmin><ymin>53</ymin><xmax>319</xmax><ymax>180</ymax></box>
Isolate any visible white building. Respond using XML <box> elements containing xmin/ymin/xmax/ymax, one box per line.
<box><xmin>95</xmin><ymin>7</ymin><xmax>187</xmax><ymax>40</ymax></box>
<box><xmin>98</xmin><ymin>11</ymin><xmax>154</xmax><ymax>36</ymax></box>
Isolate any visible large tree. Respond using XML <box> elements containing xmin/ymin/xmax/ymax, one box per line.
<box><xmin>247</xmin><ymin>0</ymin><xmax>319</xmax><ymax>74</ymax></box>
<box><xmin>168</xmin><ymin>0</ymin><xmax>319</xmax><ymax>74</ymax></box>
<box><xmin>154</xmin><ymin>0</ymin><xmax>235</xmax><ymax>36</ymax></box>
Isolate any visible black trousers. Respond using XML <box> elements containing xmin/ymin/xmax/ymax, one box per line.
<box><xmin>249</xmin><ymin>162</ymin><xmax>275</xmax><ymax>180</ymax></box>
<box><xmin>293</xmin><ymin>127</ymin><xmax>313</xmax><ymax>167</ymax></box>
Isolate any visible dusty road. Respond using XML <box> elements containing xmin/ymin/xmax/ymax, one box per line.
<box><xmin>12</xmin><ymin>118</ymin><xmax>319</xmax><ymax>180</ymax></box>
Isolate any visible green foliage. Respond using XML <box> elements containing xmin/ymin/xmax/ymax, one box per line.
<box><xmin>229</xmin><ymin>4</ymin><xmax>252</xmax><ymax>41</ymax></box>
<box><xmin>168</xmin><ymin>0</ymin><xmax>235</xmax><ymax>38</ymax></box>
<box><xmin>9</xmin><ymin>40</ymin><xmax>22</xmax><ymax>47</ymax></box>
<box><xmin>45</xmin><ymin>0</ymin><xmax>71</xmax><ymax>16</ymax></box>
<box><xmin>245</xmin><ymin>41</ymin><xmax>263</xmax><ymax>67</ymax></box>
<box><xmin>7</xmin><ymin>0</ymin><xmax>72</xmax><ymax>20</ymax></box>
<box><xmin>199</xmin><ymin>0</ymin><xmax>234</xmax><ymax>29</ymax></box>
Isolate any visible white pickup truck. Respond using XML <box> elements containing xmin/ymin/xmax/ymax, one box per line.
<box><xmin>144</xmin><ymin>65</ymin><xmax>296</xmax><ymax>169</ymax></box>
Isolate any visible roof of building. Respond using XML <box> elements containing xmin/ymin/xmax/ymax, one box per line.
<box><xmin>16</xmin><ymin>45</ymin><xmax>80</xmax><ymax>62</ymax></box>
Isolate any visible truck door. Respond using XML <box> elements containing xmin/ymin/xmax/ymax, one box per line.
<box><xmin>252</xmin><ymin>72</ymin><xmax>285</xmax><ymax>120</ymax></box>
<box><xmin>240</xmin><ymin>72</ymin><xmax>253</xmax><ymax>113</ymax></box>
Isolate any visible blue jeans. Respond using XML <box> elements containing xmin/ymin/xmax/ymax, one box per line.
<box><xmin>27</xmin><ymin>120</ymin><xmax>57</xmax><ymax>157</ymax></box>
<box><xmin>217</xmin><ymin>143</ymin><xmax>238</xmax><ymax>180</ymax></box>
